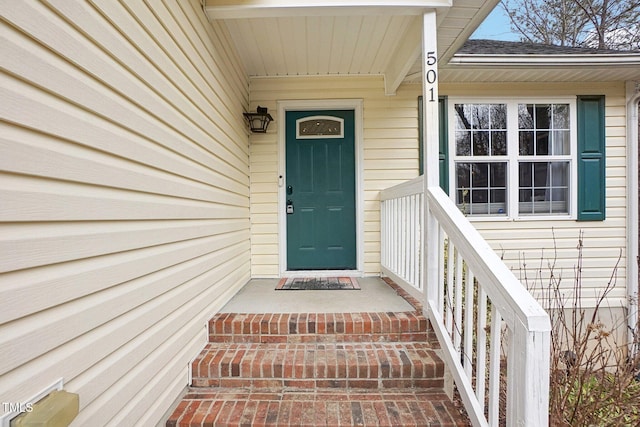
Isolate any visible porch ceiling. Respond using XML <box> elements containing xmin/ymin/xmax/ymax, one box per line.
<box><xmin>204</xmin><ymin>0</ymin><xmax>499</xmax><ymax>94</ymax></box>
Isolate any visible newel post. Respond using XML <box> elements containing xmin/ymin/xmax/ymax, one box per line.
<box><xmin>422</xmin><ymin>10</ymin><xmax>440</xmax><ymax>314</ymax></box>
<box><xmin>507</xmin><ymin>319</ymin><xmax>551</xmax><ymax>427</ymax></box>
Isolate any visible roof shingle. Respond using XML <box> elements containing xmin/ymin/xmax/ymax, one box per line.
<box><xmin>460</xmin><ymin>39</ymin><xmax>639</xmax><ymax>55</ymax></box>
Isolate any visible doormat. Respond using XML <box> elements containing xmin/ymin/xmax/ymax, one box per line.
<box><xmin>276</xmin><ymin>277</ymin><xmax>360</xmax><ymax>291</ymax></box>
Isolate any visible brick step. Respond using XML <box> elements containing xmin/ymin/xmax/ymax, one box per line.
<box><xmin>209</xmin><ymin>312</ymin><xmax>428</xmax><ymax>344</ymax></box>
<box><xmin>166</xmin><ymin>388</ymin><xmax>468</xmax><ymax>427</ymax></box>
<box><xmin>191</xmin><ymin>342</ymin><xmax>444</xmax><ymax>389</ymax></box>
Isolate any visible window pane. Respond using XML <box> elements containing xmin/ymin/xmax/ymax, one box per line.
<box><xmin>456</xmin><ymin>162</ymin><xmax>507</xmax><ymax>216</ymax></box>
<box><xmin>492</xmin><ymin>131</ymin><xmax>507</xmax><ymax>155</ymax></box>
<box><xmin>535</xmin><ymin>104</ymin><xmax>551</xmax><ymax>128</ymax></box>
<box><xmin>518</xmin><ymin>104</ymin><xmax>534</xmax><ymax>129</ymax></box>
<box><xmin>533</xmin><ymin>162</ymin><xmax>549</xmax><ymax>186</ymax></box>
<box><xmin>553</xmin><ymin>104</ymin><xmax>569</xmax><ymax>129</ymax></box>
<box><xmin>457</xmin><ymin>163</ymin><xmax>471</xmax><ymax>187</ymax></box>
<box><xmin>471</xmin><ymin>163</ymin><xmax>488</xmax><ymax>187</ymax></box>
<box><xmin>472</xmin><ymin>189</ymin><xmax>488</xmax><ymax>203</ymax></box>
<box><xmin>519</xmin><ymin>131</ymin><xmax>534</xmax><ymax>155</ymax></box>
<box><xmin>519</xmin><ymin>162</ymin><xmax>532</xmax><ymax>187</ymax></box>
<box><xmin>490</xmin><ymin>162</ymin><xmax>506</xmax><ymax>187</ymax></box>
<box><xmin>473</xmin><ymin>104</ymin><xmax>490</xmax><ymax>129</ymax></box>
<box><xmin>298</xmin><ymin>118</ymin><xmax>342</xmax><ymax>136</ymax></box>
<box><xmin>456</xmin><ymin>131</ymin><xmax>471</xmax><ymax>156</ymax></box>
<box><xmin>519</xmin><ymin>161</ymin><xmax>569</xmax><ymax>215</ymax></box>
<box><xmin>550</xmin><ymin>162</ymin><xmax>569</xmax><ymax>186</ymax></box>
<box><xmin>473</xmin><ymin>131</ymin><xmax>489</xmax><ymax>155</ymax></box>
<box><xmin>491</xmin><ymin>189</ymin><xmax>505</xmax><ymax>203</ymax></box>
<box><xmin>536</xmin><ymin>131</ymin><xmax>550</xmax><ymax>155</ymax></box>
<box><xmin>458</xmin><ymin>189</ymin><xmax>470</xmax><ymax>204</ymax></box>
<box><xmin>455</xmin><ymin>104</ymin><xmax>473</xmax><ymax>130</ymax></box>
<box><xmin>491</xmin><ymin>104</ymin><xmax>507</xmax><ymax>128</ymax></box>
<box><xmin>552</xmin><ymin>130</ymin><xmax>570</xmax><ymax>155</ymax></box>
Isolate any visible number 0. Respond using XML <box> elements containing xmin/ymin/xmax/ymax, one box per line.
<box><xmin>425</xmin><ymin>69</ymin><xmax>437</xmax><ymax>84</ymax></box>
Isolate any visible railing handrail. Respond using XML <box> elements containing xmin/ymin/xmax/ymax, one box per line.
<box><xmin>426</xmin><ymin>186</ymin><xmax>551</xmax><ymax>333</ymax></box>
<box><xmin>380</xmin><ymin>176</ymin><xmax>424</xmax><ymax>201</ymax></box>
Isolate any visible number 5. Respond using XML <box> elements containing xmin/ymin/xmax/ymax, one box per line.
<box><xmin>426</xmin><ymin>51</ymin><xmax>437</xmax><ymax>66</ymax></box>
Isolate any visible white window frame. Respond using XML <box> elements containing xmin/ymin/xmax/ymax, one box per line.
<box><xmin>448</xmin><ymin>97</ymin><xmax>578</xmax><ymax>221</ymax></box>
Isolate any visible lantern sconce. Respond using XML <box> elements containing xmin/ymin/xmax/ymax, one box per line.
<box><xmin>243</xmin><ymin>106</ymin><xmax>273</xmax><ymax>133</ymax></box>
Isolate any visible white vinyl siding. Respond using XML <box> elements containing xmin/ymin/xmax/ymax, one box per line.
<box><xmin>441</xmin><ymin>82</ymin><xmax>628</xmax><ymax>309</ymax></box>
<box><xmin>0</xmin><ymin>1</ymin><xmax>249</xmax><ymax>425</ymax></box>
<box><xmin>249</xmin><ymin>76</ymin><xmax>422</xmax><ymax>277</ymax></box>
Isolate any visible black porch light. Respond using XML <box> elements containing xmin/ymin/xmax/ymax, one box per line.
<box><xmin>243</xmin><ymin>106</ymin><xmax>273</xmax><ymax>133</ymax></box>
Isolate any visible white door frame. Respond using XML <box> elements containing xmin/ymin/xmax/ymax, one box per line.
<box><xmin>277</xmin><ymin>99</ymin><xmax>364</xmax><ymax>277</ymax></box>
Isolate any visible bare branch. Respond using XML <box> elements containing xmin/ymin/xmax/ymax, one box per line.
<box><xmin>500</xmin><ymin>0</ymin><xmax>640</xmax><ymax>49</ymax></box>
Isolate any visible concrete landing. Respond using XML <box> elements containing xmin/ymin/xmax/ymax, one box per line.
<box><xmin>220</xmin><ymin>277</ymin><xmax>414</xmax><ymax>313</ymax></box>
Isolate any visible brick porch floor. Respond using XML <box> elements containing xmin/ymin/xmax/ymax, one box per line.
<box><xmin>166</xmin><ymin>279</ymin><xmax>470</xmax><ymax>426</ymax></box>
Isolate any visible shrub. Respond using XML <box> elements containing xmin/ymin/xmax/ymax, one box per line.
<box><xmin>519</xmin><ymin>231</ymin><xmax>640</xmax><ymax>426</ymax></box>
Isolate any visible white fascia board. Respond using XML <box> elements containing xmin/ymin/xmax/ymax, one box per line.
<box><xmin>448</xmin><ymin>53</ymin><xmax>640</xmax><ymax>68</ymax></box>
<box><xmin>437</xmin><ymin>0</ymin><xmax>501</xmax><ymax>64</ymax></box>
<box><xmin>205</xmin><ymin>0</ymin><xmax>452</xmax><ymax>19</ymax></box>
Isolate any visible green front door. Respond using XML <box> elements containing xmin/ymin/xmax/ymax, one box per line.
<box><xmin>286</xmin><ymin>110</ymin><xmax>356</xmax><ymax>270</ymax></box>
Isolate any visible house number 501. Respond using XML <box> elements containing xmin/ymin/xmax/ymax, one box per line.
<box><xmin>425</xmin><ymin>51</ymin><xmax>437</xmax><ymax>102</ymax></box>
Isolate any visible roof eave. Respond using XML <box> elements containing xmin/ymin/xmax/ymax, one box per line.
<box><xmin>438</xmin><ymin>0</ymin><xmax>501</xmax><ymax>64</ymax></box>
<box><xmin>205</xmin><ymin>0</ymin><xmax>453</xmax><ymax>19</ymax></box>
<box><xmin>448</xmin><ymin>53</ymin><xmax>640</xmax><ymax>68</ymax></box>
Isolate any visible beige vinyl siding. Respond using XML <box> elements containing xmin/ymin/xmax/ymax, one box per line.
<box><xmin>441</xmin><ymin>82</ymin><xmax>628</xmax><ymax>308</ymax></box>
<box><xmin>249</xmin><ymin>76</ymin><xmax>422</xmax><ymax>276</ymax></box>
<box><xmin>0</xmin><ymin>1</ymin><xmax>249</xmax><ymax>425</ymax></box>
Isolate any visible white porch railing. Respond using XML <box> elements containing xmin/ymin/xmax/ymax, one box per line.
<box><xmin>380</xmin><ymin>177</ymin><xmax>425</xmax><ymax>299</ymax></box>
<box><xmin>380</xmin><ymin>177</ymin><xmax>551</xmax><ymax>427</ymax></box>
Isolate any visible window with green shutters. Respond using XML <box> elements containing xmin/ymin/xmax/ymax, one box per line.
<box><xmin>427</xmin><ymin>96</ymin><xmax>606</xmax><ymax>220</ymax></box>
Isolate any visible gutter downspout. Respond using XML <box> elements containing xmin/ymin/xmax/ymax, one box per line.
<box><xmin>627</xmin><ymin>80</ymin><xmax>640</xmax><ymax>355</ymax></box>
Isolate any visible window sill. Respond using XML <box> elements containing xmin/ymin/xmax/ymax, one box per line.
<box><xmin>466</xmin><ymin>214</ymin><xmax>575</xmax><ymax>222</ymax></box>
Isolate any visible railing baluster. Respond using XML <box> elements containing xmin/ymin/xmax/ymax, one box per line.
<box><xmin>464</xmin><ymin>271</ymin><xmax>475</xmax><ymax>380</ymax></box>
<box><xmin>415</xmin><ymin>194</ymin><xmax>420</xmax><ymax>287</ymax></box>
<box><xmin>437</xmin><ymin>226</ymin><xmax>446</xmax><ymax>315</ymax></box>
<box><xmin>416</xmin><ymin>193</ymin><xmax>425</xmax><ymax>291</ymax></box>
<box><xmin>399</xmin><ymin>197</ymin><xmax>403</xmax><ymax>276</ymax></box>
<box><xmin>488</xmin><ymin>305</ymin><xmax>502</xmax><ymax>427</ymax></box>
<box><xmin>476</xmin><ymin>287</ymin><xmax>488</xmax><ymax>409</ymax></box>
<box><xmin>454</xmin><ymin>252</ymin><xmax>464</xmax><ymax>353</ymax></box>
<box><xmin>445</xmin><ymin>241</ymin><xmax>454</xmax><ymax>335</ymax></box>
<box><xmin>407</xmin><ymin>195</ymin><xmax>412</xmax><ymax>285</ymax></box>
<box><xmin>404</xmin><ymin>195</ymin><xmax>410</xmax><ymax>282</ymax></box>
<box><xmin>381</xmin><ymin>200</ymin><xmax>387</xmax><ymax>268</ymax></box>
<box><xmin>391</xmin><ymin>198</ymin><xmax>398</xmax><ymax>274</ymax></box>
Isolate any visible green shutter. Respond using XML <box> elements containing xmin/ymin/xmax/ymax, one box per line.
<box><xmin>417</xmin><ymin>95</ymin><xmax>449</xmax><ymax>193</ymax></box>
<box><xmin>438</xmin><ymin>96</ymin><xmax>449</xmax><ymax>194</ymax></box>
<box><xmin>577</xmin><ymin>95</ymin><xmax>606</xmax><ymax>221</ymax></box>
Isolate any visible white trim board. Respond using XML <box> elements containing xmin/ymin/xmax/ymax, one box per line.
<box><xmin>626</xmin><ymin>81</ymin><xmax>640</xmax><ymax>351</ymax></box>
<box><xmin>277</xmin><ymin>99</ymin><xmax>365</xmax><ymax>277</ymax></box>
